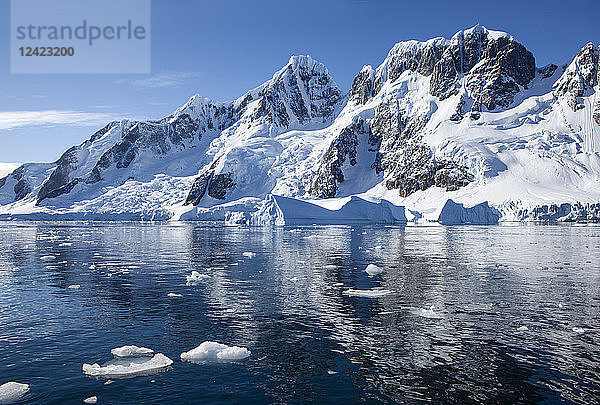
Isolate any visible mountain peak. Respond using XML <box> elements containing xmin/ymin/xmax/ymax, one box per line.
<box><xmin>452</xmin><ymin>24</ymin><xmax>513</xmax><ymax>42</ymax></box>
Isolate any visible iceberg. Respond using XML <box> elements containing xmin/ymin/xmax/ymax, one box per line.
<box><xmin>343</xmin><ymin>288</ymin><xmax>392</xmax><ymax>298</ymax></box>
<box><xmin>180</xmin><ymin>341</ymin><xmax>251</xmax><ymax>363</ymax></box>
<box><xmin>167</xmin><ymin>293</ymin><xmax>183</xmax><ymax>298</ymax></box>
<box><xmin>242</xmin><ymin>252</ymin><xmax>256</xmax><ymax>258</ymax></box>
<box><xmin>365</xmin><ymin>264</ymin><xmax>384</xmax><ymax>276</ymax></box>
<box><xmin>250</xmin><ymin>195</ymin><xmax>407</xmax><ymax>226</ymax></box>
<box><xmin>82</xmin><ymin>353</ymin><xmax>173</xmax><ymax>379</ymax></box>
<box><xmin>68</xmin><ymin>284</ymin><xmax>81</xmax><ymax>289</ymax></box>
<box><xmin>437</xmin><ymin>199</ymin><xmax>500</xmax><ymax>225</ymax></box>
<box><xmin>83</xmin><ymin>396</ymin><xmax>98</xmax><ymax>404</ymax></box>
<box><xmin>0</xmin><ymin>382</ymin><xmax>30</xmax><ymax>404</ymax></box>
<box><xmin>186</xmin><ymin>271</ymin><xmax>210</xmax><ymax>285</ymax></box>
<box><xmin>110</xmin><ymin>345</ymin><xmax>154</xmax><ymax>358</ymax></box>
<box><xmin>411</xmin><ymin>306</ymin><xmax>443</xmax><ymax>319</ymax></box>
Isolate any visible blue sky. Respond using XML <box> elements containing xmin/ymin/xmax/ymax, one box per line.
<box><xmin>1</xmin><ymin>0</ymin><xmax>599</xmax><ymax>163</ymax></box>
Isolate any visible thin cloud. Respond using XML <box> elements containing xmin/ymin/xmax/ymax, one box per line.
<box><xmin>0</xmin><ymin>110</ymin><xmax>126</xmax><ymax>130</ymax></box>
<box><xmin>129</xmin><ymin>72</ymin><xmax>200</xmax><ymax>89</ymax></box>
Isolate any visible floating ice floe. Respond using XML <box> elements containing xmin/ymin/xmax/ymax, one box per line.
<box><xmin>83</xmin><ymin>353</ymin><xmax>173</xmax><ymax>379</ymax></box>
<box><xmin>68</xmin><ymin>284</ymin><xmax>81</xmax><ymax>289</ymax></box>
<box><xmin>517</xmin><ymin>325</ymin><xmax>529</xmax><ymax>331</ymax></box>
<box><xmin>83</xmin><ymin>396</ymin><xmax>97</xmax><ymax>404</ymax></box>
<box><xmin>40</xmin><ymin>255</ymin><xmax>55</xmax><ymax>261</ymax></box>
<box><xmin>572</xmin><ymin>327</ymin><xmax>586</xmax><ymax>334</ymax></box>
<box><xmin>180</xmin><ymin>341</ymin><xmax>251</xmax><ymax>363</ymax></box>
<box><xmin>110</xmin><ymin>345</ymin><xmax>154</xmax><ymax>358</ymax></box>
<box><xmin>242</xmin><ymin>252</ymin><xmax>256</xmax><ymax>258</ymax></box>
<box><xmin>412</xmin><ymin>306</ymin><xmax>443</xmax><ymax>319</ymax></box>
<box><xmin>167</xmin><ymin>293</ymin><xmax>183</xmax><ymax>298</ymax></box>
<box><xmin>186</xmin><ymin>271</ymin><xmax>210</xmax><ymax>285</ymax></box>
<box><xmin>0</xmin><ymin>382</ymin><xmax>30</xmax><ymax>404</ymax></box>
<box><xmin>327</xmin><ymin>370</ymin><xmax>338</xmax><ymax>375</ymax></box>
<box><xmin>365</xmin><ymin>264</ymin><xmax>384</xmax><ymax>277</ymax></box>
<box><xmin>343</xmin><ymin>288</ymin><xmax>392</xmax><ymax>298</ymax></box>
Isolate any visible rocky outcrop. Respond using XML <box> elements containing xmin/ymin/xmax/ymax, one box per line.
<box><xmin>431</xmin><ymin>26</ymin><xmax>535</xmax><ymax>111</ymax></box>
<box><xmin>350</xmin><ymin>66</ymin><xmax>375</xmax><ymax>104</ymax></box>
<box><xmin>252</xmin><ymin>55</ymin><xmax>343</xmax><ymax>127</ymax></box>
<box><xmin>554</xmin><ymin>43</ymin><xmax>599</xmax><ymax>111</ymax></box>
<box><xmin>207</xmin><ymin>173</ymin><xmax>235</xmax><ymax>200</ymax></box>
<box><xmin>185</xmin><ymin>170</ymin><xmax>236</xmax><ymax>204</ymax></box>
<box><xmin>370</xmin><ymin>102</ymin><xmax>473</xmax><ymax>197</ymax></box>
<box><xmin>351</xmin><ymin>25</ymin><xmax>536</xmax><ymax>114</ymax></box>
<box><xmin>12</xmin><ymin>166</ymin><xmax>31</xmax><ymax>201</ymax></box>
<box><xmin>308</xmin><ymin>118</ymin><xmax>368</xmax><ymax>198</ymax></box>
<box><xmin>185</xmin><ymin>171</ymin><xmax>212</xmax><ymax>205</ymax></box>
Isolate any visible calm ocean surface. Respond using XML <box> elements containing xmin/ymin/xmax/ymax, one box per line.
<box><xmin>0</xmin><ymin>222</ymin><xmax>599</xmax><ymax>404</ymax></box>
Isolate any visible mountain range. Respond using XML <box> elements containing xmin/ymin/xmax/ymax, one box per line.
<box><xmin>1</xmin><ymin>25</ymin><xmax>599</xmax><ymax>222</ymax></box>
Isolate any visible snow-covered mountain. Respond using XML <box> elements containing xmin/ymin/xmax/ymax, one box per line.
<box><xmin>1</xmin><ymin>25</ymin><xmax>599</xmax><ymax>222</ymax></box>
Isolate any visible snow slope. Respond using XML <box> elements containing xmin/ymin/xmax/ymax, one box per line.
<box><xmin>1</xmin><ymin>26</ymin><xmax>599</xmax><ymax>223</ymax></box>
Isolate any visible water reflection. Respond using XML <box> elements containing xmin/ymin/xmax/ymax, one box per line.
<box><xmin>0</xmin><ymin>222</ymin><xmax>599</xmax><ymax>404</ymax></box>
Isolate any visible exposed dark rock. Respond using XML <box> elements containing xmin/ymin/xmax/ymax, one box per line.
<box><xmin>12</xmin><ymin>165</ymin><xmax>31</xmax><ymax>201</ymax></box>
<box><xmin>0</xmin><ymin>176</ymin><xmax>6</xmax><ymax>189</ymax></box>
<box><xmin>432</xmin><ymin>31</ymin><xmax>536</xmax><ymax>111</ymax></box>
<box><xmin>351</xmin><ymin>26</ymin><xmax>535</xmax><ymax>113</ymax></box>
<box><xmin>308</xmin><ymin>118</ymin><xmax>368</xmax><ymax>198</ymax></box>
<box><xmin>37</xmin><ymin>146</ymin><xmax>80</xmax><ymax>203</ymax></box>
<box><xmin>252</xmin><ymin>56</ymin><xmax>343</xmax><ymax>126</ymax></box>
<box><xmin>370</xmin><ymin>102</ymin><xmax>473</xmax><ymax>197</ymax></box>
<box><xmin>538</xmin><ymin>64</ymin><xmax>558</xmax><ymax>80</ymax></box>
<box><xmin>185</xmin><ymin>171</ymin><xmax>213</xmax><ymax>205</ymax></box>
<box><xmin>554</xmin><ymin>43</ymin><xmax>599</xmax><ymax>111</ymax></box>
<box><xmin>207</xmin><ymin>173</ymin><xmax>235</xmax><ymax>200</ymax></box>
<box><xmin>350</xmin><ymin>66</ymin><xmax>375</xmax><ymax>104</ymax></box>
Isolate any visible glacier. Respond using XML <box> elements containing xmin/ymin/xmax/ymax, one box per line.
<box><xmin>1</xmin><ymin>25</ymin><xmax>599</xmax><ymax>224</ymax></box>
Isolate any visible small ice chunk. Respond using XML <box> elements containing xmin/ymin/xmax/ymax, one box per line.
<box><xmin>103</xmin><ymin>380</ymin><xmax>113</xmax><ymax>386</ymax></box>
<box><xmin>40</xmin><ymin>255</ymin><xmax>55</xmax><ymax>261</ymax></box>
<box><xmin>186</xmin><ymin>271</ymin><xmax>210</xmax><ymax>285</ymax></box>
<box><xmin>572</xmin><ymin>327</ymin><xmax>586</xmax><ymax>334</ymax></box>
<box><xmin>83</xmin><ymin>396</ymin><xmax>97</xmax><ymax>404</ymax></box>
<box><xmin>365</xmin><ymin>264</ymin><xmax>384</xmax><ymax>276</ymax></box>
<box><xmin>327</xmin><ymin>370</ymin><xmax>338</xmax><ymax>375</ymax></box>
<box><xmin>343</xmin><ymin>289</ymin><xmax>392</xmax><ymax>298</ymax></box>
<box><xmin>289</xmin><ymin>277</ymin><xmax>299</xmax><ymax>282</ymax></box>
<box><xmin>0</xmin><ymin>382</ymin><xmax>30</xmax><ymax>404</ymax></box>
<box><xmin>83</xmin><ymin>353</ymin><xmax>172</xmax><ymax>379</ymax></box>
<box><xmin>167</xmin><ymin>293</ymin><xmax>182</xmax><ymax>298</ymax></box>
<box><xmin>89</xmin><ymin>265</ymin><xmax>96</xmax><ymax>269</ymax></box>
<box><xmin>68</xmin><ymin>284</ymin><xmax>81</xmax><ymax>289</ymax></box>
<box><xmin>216</xmin><ymin>346</ymin><xmax>252</xmax><ymax>361</ymax></box>
<box><xmin>110</xmin><ymin>345</ymin><xmax>154</xmax><ymax>358</ymax></box>
<box><xmin>517</xmin><ymin>326</ymin><xmax>528</xmax><ymax>331</ymax></box>
<box><xmin>412</xmin><ymin>306</ymin><xmax>443</xmax><ymax>319</ymax></box>
<box><xmin>374</xmin><ymin>245</ymin><xmax>383</xmax><ymax>251</ymax></box>
<box><xmin>242</xmin><ymin>252</ymin><xmax>256</xmax><ymax>258</ymax></box>
<box><xmin>180</xmin><ymin>341</ymin><xmax>251</xmax><ymax>363</ymax></box>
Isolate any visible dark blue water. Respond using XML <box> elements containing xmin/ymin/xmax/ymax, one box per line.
<box><xmin>1</xmin><ymin>222</ymin><xmax>599</xmax><ymax>404</ymax></box>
